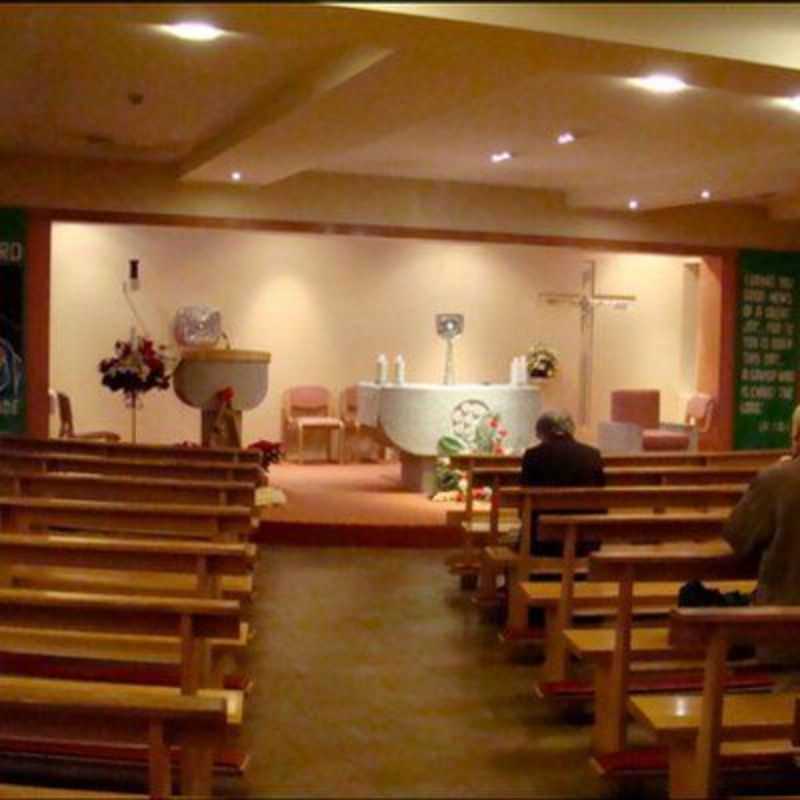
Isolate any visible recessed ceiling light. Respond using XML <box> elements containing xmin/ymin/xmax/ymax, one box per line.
<box><xmin>231</xmin><ymin>171</ymin><xmax>242</xmax><ymax>181</ymax></box>
<box><xmin>163</xmin><ymin>22</ymin><xmax>224</xmax><ymax>42</ymax></box>
<box><xmin>557</xmin><ymin>131</ymin><xmax>575</xmax><ymax>145</ymax></box>
<box><xmin>628</xmin><ymin>199</ymin><xmax>639</xmax><ymax>210</ymax></box>
<box><xmin>490</xmin><ymin>151</ymin><xmax>512</xmax><ymax>163</ymax></box>
<box><xmin>777</xmin><ymin>95</ymin><xmax>800</xmax><ymax>112</ymax></box>
<box><xmin>631</xmin><ymin>73</ymin><xmax>688</xmax><ymax>94</ymax></box>
<box><xmin>700</xmin><ymin>189</ymin><xmax>711</xmax><ymax>200</ymax></box>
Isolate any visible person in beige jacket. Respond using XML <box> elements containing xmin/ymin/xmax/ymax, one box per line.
<box><xmin>723</xmin><ymin>407</ymin><xmax>800</xmax><ymax>669</ymax></box>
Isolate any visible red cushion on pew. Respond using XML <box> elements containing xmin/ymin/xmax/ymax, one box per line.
<box><xmin>0</xmin><ymin>653</ymin><xmax>252</xmax><ymax>692</ymax></box>
<box><xmin>539</xmin><ymin>669</ymin><xmax>772</xmax><ymax>699</ymax></box>
<box><xmin>0</xmin><ymin>737</ymin><xmax>248</xmax><ymax>774</ymax></box>
<box><xmin>499</xmin><ymin>627</ymin><xmax>546</xmax><ymax>643</ymax></box>
<box><xmin>596</xmin><ymin>746</ymin><xmax>798</xmax><ymax>777</ymax></box>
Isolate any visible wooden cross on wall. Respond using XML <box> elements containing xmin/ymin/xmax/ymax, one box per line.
<box><xmin>539</xmin><ymin>261</ymin><xmax>637</xmax><ymax>425</ymax></box>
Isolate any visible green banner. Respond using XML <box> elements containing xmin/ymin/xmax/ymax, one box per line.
<box><xmin>734</xmin><ymin>249</ymin><xmax>800</xmax><ymax>449</ymax></box>
<box><xmin>0</xmin><ymin>208</ymin><xmax>26</xmax><ymax>434</ymax></box>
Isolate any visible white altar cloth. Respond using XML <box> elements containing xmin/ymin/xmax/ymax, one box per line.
<box><xmin>357</xmin><ymin>382</ymin><xmax>541</xmax><ymax>491</ymax></box>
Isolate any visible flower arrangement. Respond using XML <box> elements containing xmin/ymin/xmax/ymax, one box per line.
<box><xmin>526</xmin><ymin>343</ymin><xmax>558</xmax><ymax>379</ymax></box>
<box><xmin>98</xmin><ymin>335</ymin><xmax>171</xmax><ymax>400</ymax></box>
<box><xmin>248</xmin><ymin>439</ymin><xmax>284</xmax><ymax>472</ymax></box>
<box><xmin>432</xmin><ymin>411</ymin><xmax>511</xmax><ymax>500</ymax></box>
<box><xmin>473</xmin><ymin>412</ymin><xmax>510</xmax><ymax>455</ymax></box>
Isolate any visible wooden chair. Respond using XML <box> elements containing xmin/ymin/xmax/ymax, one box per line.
<box><xmin>282</xmin><ymin>385</ymin><xmax>344</xmax><ymax>464</ymax></box>
<box><xmin>55</xmin><ymin>392</ymin><xmax>120</xmax><ymax>443</ymax></box>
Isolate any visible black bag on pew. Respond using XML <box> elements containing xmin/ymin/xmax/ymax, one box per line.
<box><xmin>677</xmin><ymin>579</ymin><xmax>753</xmax><ymax>608</ymax></box>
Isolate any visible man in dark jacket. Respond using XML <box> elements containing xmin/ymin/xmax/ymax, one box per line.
<box><xmin>520</xmin><ymin>410</ymin><xmax>605</xmax><ymax>557</ymax></box>
<box><xmin>522</xmin><ymin>410</ymin><xmax>605</xmax><ymax>488</ymax></box>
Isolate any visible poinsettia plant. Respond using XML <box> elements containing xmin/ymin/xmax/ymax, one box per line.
<box><xmin>248</xmin><ymin>439</ymin><xmax>284</xmax><ymax>472</ymax></box>
<box><xmin>98</xmin><ymin>336</ymin><xmax>171</xmax><ymax>399</ymax></box>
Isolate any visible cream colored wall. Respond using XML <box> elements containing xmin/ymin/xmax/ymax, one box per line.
<box><xmin>50</xmin><ymin>222</ymin><xmax>691</xmax><ymax>449</ymax></box>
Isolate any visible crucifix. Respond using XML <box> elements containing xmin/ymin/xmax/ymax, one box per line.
<box><xmin>539</xmin><ymin>261</ymin><xmax>637</xmax><ymax>424</ymax></box>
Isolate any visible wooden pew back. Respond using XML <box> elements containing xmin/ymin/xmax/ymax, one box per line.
<box><xmin>0</xmin><ymin>435</ymin><xmax>262</xmax><ymax>463</ymax></box>
<box><xmin>0</xmin><ymin>446</ymin><xmax>263</xmax><ymax>484</ymax></box>
<box><xmin>0</xmin><ymin>533</ymin><xmax>256</xmax><ymax>598</ymax></box>
<box><xmin>0</xmin><ymin>496</ymin><xmax>253</xmax><ymax>541</ymax></box>
<box><xmin>0</xmin><ymin>588</ymin><xmax>240</xmax><ymax>693</ymax></box>
<box><xmin>0</xmin><ymin>470</ymin><xmax>255</xmax><ymax>507</ymax></box>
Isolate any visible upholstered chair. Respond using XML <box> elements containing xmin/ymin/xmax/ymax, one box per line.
<box><xmin>597</xmin><ymin>389</ymin><xmax>700</xmax><ymax>452</ymax></box>
<box><xmin>282</xmin><ymin>385</ymin><xmax>344</xmax><ymax>464</ymax></box>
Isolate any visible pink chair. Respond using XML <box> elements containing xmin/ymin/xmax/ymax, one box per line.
<box><xmin>597</xmin><ymin>390</ymin><xmax>711</xmax><ymax>452</ymax></box>
<box><xmin>282</xmin><ymin>385</ymin><xmax>344</xmax><ymax>465</ymax></box>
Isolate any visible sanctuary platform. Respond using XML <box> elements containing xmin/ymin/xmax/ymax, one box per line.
<box><xmin>255</xmin><ymin>462</ymin><xmax>463</xmax><ymax>548</ymax></box>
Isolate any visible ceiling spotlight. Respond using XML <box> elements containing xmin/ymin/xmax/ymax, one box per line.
<box><xmin>631</xmin><ymin>73</ymin><xmax>688</xmax><ymax>94</ymax></box>
<box><xmin>490</xmin><ymin>151</ymin><xmax>512</xmax><ymax>163</ymax></box>
<box><xmin>777</xmin><ymin>95</ymin><xmax>800</xmax><ymax>112</ymax></box>
<box><xmin>163</xmin><ymin>22</ymin><xmax>224</xmax><ymax>42</ymax></box>
<box><xmin>556</xmin><ymin>131</ymin><xmax>575</xmax><ymax>145</ymax></box>
<box><xmin>628</xmin><ymin>199</ymin><xmax>639</xmax><ymax>210</ymax></box>
<box><xmin>700</xmin><ymin>189</ymin><xmax>711</xmax><ymax>200</ymax></box>
<box><xmin>231</xmin><ymin>171</ymin><xmax>242</xmax><ymax>181</ymax></box>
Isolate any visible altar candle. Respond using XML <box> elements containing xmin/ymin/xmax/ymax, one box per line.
<box><xmin>376</xmin><ymin>354</ymin><xmax>388</xmax><ymax>384</ymax></box>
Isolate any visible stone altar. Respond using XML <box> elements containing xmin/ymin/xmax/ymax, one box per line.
<box><xmin>357</xmin><ymin>382</ymin><xmax>541</xmax><ymax>492</ymax></box>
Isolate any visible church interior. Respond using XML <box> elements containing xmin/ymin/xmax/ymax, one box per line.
<box><xmin>3</xmin><ymin>3</ymin><xmax>800</xmax><ymax>798</ymax></box>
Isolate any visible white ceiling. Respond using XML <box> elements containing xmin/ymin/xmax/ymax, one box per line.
<box><xmin>7</xmin><ymin>3</ymin><xmax>800</xmax><ymax>217</ymax></box>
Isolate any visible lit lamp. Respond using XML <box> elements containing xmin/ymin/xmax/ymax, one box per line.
<box><xmin>436</xmin><ymin>313</ymin><xmax>464</xmax><ymax>385</ymax></box>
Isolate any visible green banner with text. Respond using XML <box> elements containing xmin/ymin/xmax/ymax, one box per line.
<box><xmin>0</xmin><ymin>209</ymin><xmax>26</xmax><ymax>434</ymax></box>
<box><xmin>734</xmin><ymin>249</ymin><xmax>800</xmax><ymax>450</ymax></box>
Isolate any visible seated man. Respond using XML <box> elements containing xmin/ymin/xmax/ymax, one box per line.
<box><xmin>520</xmin><ymin>409</ymin><xmax>606</xmax><ymax>557</ymax></box>
<box><xmin>724</xmin><ymin>422</ymin><xmax>800</xmax><ymax>672</ymax></box>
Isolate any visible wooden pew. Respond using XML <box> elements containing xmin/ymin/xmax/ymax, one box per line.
<box><xmin>0</xmin><ymin>532</ymin><xmax>256</xmax><ymax>603</ymax></box>
<box><xmin>449</xmin><ymin>465</ymin><xmax>759</xmax><ymax>580</ymax></box>
<box><xmin>492</xmin><ymin>484</ymin><xmax>747</xmax><ymax>550</ymax></box>
<box><xmin>574</xmin><ymin>542</ymin><xmax>755</xmax><ymax>760</ymax></box>
<box><xmin>0</xmin><ymin>446</ymin><xmax>265</xmax><ymax>484</ymax></box>
<box><xmin>0</xmin><ymin>470</ymin><xmax>255</xmax><ymax>507</ymax></box>
<box><xmin>0</xmin><ymin>588</ymin><xmax>245</xmax><ymax>790</ymax></box>
<box><xmin>0</xmin><ymin>496</ymin><xmax>253</xmax><ymax>542</ymax></box>
<box><xmin>629</xmin><ymin>607</ymin><xmax>800</xmax><ymax>799</ymax></box>
<box><xmin>451</xmin><ymin>449</ymin><xmax>782</xmax><ymax>523</ymax></box>
<box><xmin>509</xmin><ymin>512</ymin><xmax>730</xmax><ymax>673</ymax></box>
<box><xmin>0</xmin><ymin>435</ymin><xmax>262</xmax><ymax>464</ymax></box>
<box><xmin>0</xmin><ymin>678</ymin><xmax>226</xmax><ymax>798</ymax></box>
<box><xmin>478</xmin><ymin>484</ymin><xmax>745</xmax><ymax>608</ymax></box>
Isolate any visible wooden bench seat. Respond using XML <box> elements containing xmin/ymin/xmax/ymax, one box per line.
<box><xmin>625</xmin><ymin>606</ymin><xmax>800</xmax><ymax>798</ymax></box>
<box><xmin>0</xmin><ymin>676</ymin><xmax>230</xmax><ymax>797</ymax></box>
<box><xmin>486</xmin><ymin>511</ymin><xmax>730</xmax><ymax>638</ymax></box>
<box><xmin>11</xmin><ymin>566</ymin><xmax>254</xmax><ymax>601</ymax></box>
<box><xmin>506</xmin><ymin>579</ymin><xmax>753</xmax><ymax>670</ymax></box>
<box><xmin>0</xmin><ymin>445</ymin><xmax>264</xmax><ymax>484</ymax></box>
<box><xmin>0</xmin><ymin>589</ymin><xmax>248</xmax><ymax>787</ymax></box>
<box><xmin>0</xmin><ymin>621</ymin><xmax>252</xmax><ymax>689</ymax></box>
<box><xmin>570</xmin><ymin>541</ymin><xmax>752</xmax><ymax>757</ymax></box>
<box><xmin>0</xmin><ymin>435</ymin><xmax>262</xmax><ymax>464</ymax></box>
<box><xmin>0</xmin><ymin>496</ymin><xmax>253</xmax><ymax>541</ymax></box>
<box><xmin>0</xmin><ymin>470</ymin><xmax>255</xmax><ymax>507</ymax></box>
<box><xmin>0</xmin><ymin>784</ymin><xmax>144</xmax><ymax>798</ymax></box>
